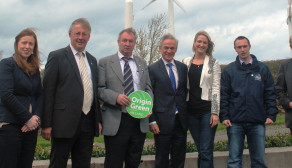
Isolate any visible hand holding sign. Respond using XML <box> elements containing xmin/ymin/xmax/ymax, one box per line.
<box><xmin>126</xmin><ymin>91</ymin><xmax>153</xmax><ymax>118</ymax></box>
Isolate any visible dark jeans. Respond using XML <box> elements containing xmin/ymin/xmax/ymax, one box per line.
<box><xmin>188</xmin><ymin>112</ymin><xmax>217</xmax><ymax>168</ymax></box>
<box><xmin>227</xmin><ymin>122</ymin><xmax>267</xmax><ymax>168</ymax></box>
<box><xmin>0</xmin><ymin>124</ymin><xmax>38</xmax><ymax>168</ymax></box>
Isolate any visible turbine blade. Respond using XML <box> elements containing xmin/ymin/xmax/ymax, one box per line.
<box><xmin>173</xmin><ymin>0</ymin><xmax>186</xmax><ymax>12</ymax></box>
<box><xmin>142</xmin><ymin>0</ymin><xmax>157</xmax><ymax>10</ymax></box>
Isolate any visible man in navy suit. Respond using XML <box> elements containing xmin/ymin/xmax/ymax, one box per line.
<box><xmin>41</xmin><ymin>18</ymin><xmax>102</xmax><ymax>168</ymax></box>
<box><xmin>148</xmin><ymin>34</ymin><xmax>188</xmax><ymax>168</ymax></box>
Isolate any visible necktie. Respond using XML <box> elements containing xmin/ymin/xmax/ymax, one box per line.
<box><xmin>78</xmin><ymin>52</ymin><xmax>92</xmax><ymax>115</ymax></box>
<box><xmin>122</xmin><ymin>57</ymin><xmax>134</xmax><ymax>96</ymax></box>
<box><xmin>167</xmin><ymin>63</ymin><xmax>176</xmax><ymax>93</ymax></box>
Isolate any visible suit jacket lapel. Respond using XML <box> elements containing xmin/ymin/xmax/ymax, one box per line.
<box><xmin>134</xmin><ymin>56</ymin><xmax>144</xmax><ymax>80</ymax></box>
<box><xmin>174</xmin><ymin>60</ymin><xmax>182</xmax><ymax>90</ymax></box>
<box><xmin>200</xmin><ymin>55</ymin><xmax>209</xmax><ymax>86</ymax></box>
<box><xmin>86</xmin><ymin>53</ymin><xmax>96</xmax><ymax>91</ymax></box>
<box><xmin>65</xmin><ymin>46</ymin><xmax>83</xmax><ymax>87</ymax></box>
<box><xmin>110</xmin><ymin>53</ymin><xmax>124</xmax><ymax>83</ymax></box>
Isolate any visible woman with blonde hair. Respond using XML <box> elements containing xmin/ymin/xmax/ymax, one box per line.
<box><xmin>182</xmin><ymin>30</ymin><xmax>221</xmax><ymax>168</ymax></box>
<box><xmin>0</xmin><ymin>28</ymin><xmax>42</xmax><ymax>168</ymax></box>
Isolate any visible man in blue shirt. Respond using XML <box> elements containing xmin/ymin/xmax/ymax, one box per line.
<box><xmin>220</xmin><ymin>36</ymin><xmax>278</xmax><ymax>168</ymax></box>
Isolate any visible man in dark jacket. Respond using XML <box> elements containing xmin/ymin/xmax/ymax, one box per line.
<box><xmin>148</xmin><ymin>34</ymin><xmax>188</xmax><ymax>168</ymax></box>
<box><xmin>220</xmin><ymin>36</ymin><xmax>278</xmax><ymax>168</ymax></box>
<box><xmin>42</xmin><ymin>18</ymin><xmax>102</xmax><ymax>168</ymax></box>
<box><xmin>276</xmin><ymin>35</ymin><xmax>292</xmax><ymax>135</ymax></box>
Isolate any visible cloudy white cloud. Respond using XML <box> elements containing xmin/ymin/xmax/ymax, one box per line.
<box><xmin>0</xmin><ymin>0</ymin><xmax>290</xmax><ymax>64</ymax></box>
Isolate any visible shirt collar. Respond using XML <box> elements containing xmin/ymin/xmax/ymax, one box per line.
<box><xmin>239</xmin><ymin>57</ymin><xmax>253</xmax><ymax>65</ymax></box>
<box><xmin>70</xmin><ymin>43</ymin><xmax>86</xmax><ymax>56</ymax></box>
<box><xmin>118</xmin><ymin>51</ymin><xmax>134</xmax><ymax>60</ymax></box>
<box><xmin>162</xmin><ymin>58</ymin><xmax>175</xmax><ymax>67</ymax></box>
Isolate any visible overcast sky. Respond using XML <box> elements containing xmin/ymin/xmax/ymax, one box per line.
<box><xmin>0</xmin><ymin>0</ymin><xmax>290</xmax><ymax>64</ymax></box>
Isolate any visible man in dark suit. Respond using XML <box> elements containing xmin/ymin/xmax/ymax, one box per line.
<box><xmin>148</xmin><ymin>34</ymin><xmax>188</xmax><ymax>168</ymax></box>
<box><xmin>276</xmin><ymin>35</ymin><xmax>292</xmax><ymax>135</ymax></box>
<box><xmin>41</xmin><ymin>18</ymin><xmax>102</xmax><ymax>168</ymax></box>
<box><xmin>98</xmin><ymin>28</ymin><xmax>153</xmax><ymax>168</ymax></box>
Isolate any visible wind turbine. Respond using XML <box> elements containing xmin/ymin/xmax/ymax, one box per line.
<box><xmin>125</xmin><ymin>0</ymin><xmax>133</xmax><ymax>28</ymax></box>
<box><xmin>142</xmin><ymin>0</ymin><xmax>186</xmax><ymax>35</ymax></box>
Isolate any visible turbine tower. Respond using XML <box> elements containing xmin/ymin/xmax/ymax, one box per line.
<box><xmin>142</xmin><ymin>0</ymin><xmax>186</xmax><ymax>35</ymax></box>
<box><xmin>125</xmin><ymin>0</ymin><xmax>133</xmax><ymax>28</ymax></box>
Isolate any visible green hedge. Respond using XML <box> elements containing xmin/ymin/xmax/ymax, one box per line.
<box><xmin>34</xmin><ymin>133</ymin><xmax>292</xmax><ymax>160</ymax></box>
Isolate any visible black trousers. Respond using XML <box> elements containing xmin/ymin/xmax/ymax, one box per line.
<box><xmin>0</xmin><ymin>124</ymin><xmax>38</xmax><ymax>168</ymax></box>
<box><xmin>104</xmin><ymin>113</ymin><xmax>146</xmax><ymax>168</ymax></box>
<box><xmin>49</xmin><ymin>111</ymin><xmax>95</xmax><ymax>168</ymax></box>
<box><xmin>154</xmin><ymin>114</ymin><xmax>187</xmax><ymax>168</ymax></box>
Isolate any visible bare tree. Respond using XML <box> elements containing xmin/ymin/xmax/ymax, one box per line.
<box><xmin>134</xmin><ymin>13</ymin><xmax>167</xmax><ymax>65</ymax></box>
<box><xmin>0</xmin><ymin>50</ymin><xmax>3</xmax><ymax>60</ymax></box>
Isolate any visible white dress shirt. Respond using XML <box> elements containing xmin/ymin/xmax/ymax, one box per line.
<box><xmin>152</xmin><ymin>58</ymin><xmax>179</xmax><ymax>125</ymax></box>
<box><xmin>161</xmin><ymin>58</ymin><xmax>178</xmax><ymax>89</ymax></box>
<box><xmin>70</xmin><ymin>44</ymin><xmax>93</xmax><ymax>101</ymax></box>
<box><xmin>118</xmin><ymin>51</ymin><xmax>140</xmax><ymax>91</ymax></box>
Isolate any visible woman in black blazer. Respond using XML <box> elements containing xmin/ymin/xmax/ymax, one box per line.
<box><xmin>0</xmin><ymin>28</ymin><xmax>42</xmax><ymax>168</ymax></box>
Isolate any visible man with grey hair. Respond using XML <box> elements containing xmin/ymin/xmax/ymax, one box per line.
<box><xmin>148</xmin><ymin>34</ymin><xmax>188</xmax><ymax>168</ymax></box>
<box><xmin>42</xmin><ymin>18</ymin><xmax>102</xmax><ymax>168</ymax></box>
<box><xmin>98</xmin><ymin>28</ymin><xmax>153</xmax><ymax>168</ymax></box>
<box><xmin>276</xmin><ymin>35</ymin><xmax>292</xmax><ymax>135</ymax></box>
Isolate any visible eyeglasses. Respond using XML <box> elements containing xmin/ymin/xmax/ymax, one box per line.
<box><xmin>72</xmin><ymin>32</ymin><xmax>89</xmax><ymax>37</ymax></box>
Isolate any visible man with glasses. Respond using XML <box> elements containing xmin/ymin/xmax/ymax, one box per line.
<box><xmin>42</xmin><ymin>18</ymin><xmax>102</xmax><ymax>168</ymax></box>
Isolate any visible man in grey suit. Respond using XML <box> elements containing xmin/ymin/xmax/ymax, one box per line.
<box><xmin>98</xmin><ymin>28</ymin><xmax>153</xmax><ymax>168</ymax></box>
<box><xmin>276</xmin><ymin>35</ymin><xmax>292</xmax><ymax>135</ymax></box>
<box><xmin>41</xmin><ymin>18</ymin><xmax>102</xmax><ymax>168</ymax></box>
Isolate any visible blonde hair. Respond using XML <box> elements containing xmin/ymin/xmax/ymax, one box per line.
<box><xmin>192</xmin><ymin>30</ymin><xmax>214</xmax><ymax>57</ymax></box>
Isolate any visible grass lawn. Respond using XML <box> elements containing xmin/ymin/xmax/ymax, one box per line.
<box><xmin>37</xmin><ymin>112</ymin><xmax>285</xmax><ymax>146</ymax></box>
<box><xmin>37</xmin><ymin>135</ymin><xmax>105</xmax><ymax>147</ymax></box>
<box><xmin>216</xmin><ymin>112</ymin><xmax>285</xmax><ymax>131</ymax></box>
<box><xmin>271</xmin><ymin>112</ymin><xmax>285</xmax><ymax>125</ymax></box>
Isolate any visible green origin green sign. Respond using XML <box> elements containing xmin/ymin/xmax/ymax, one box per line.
<box><xmin>126</xmin><ymin>91</ymin><xmax>153</xmax><ymax>118</ymax></box>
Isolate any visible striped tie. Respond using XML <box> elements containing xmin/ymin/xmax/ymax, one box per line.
<box><xmin>122</xmin><ymin>57</ymin><xmax>134</xmax><ymax>96</ymax></box>
<box><xmin>78</xmin><ymin>52</ymin><xmax>93</xmax><ymax>115</ymax></box>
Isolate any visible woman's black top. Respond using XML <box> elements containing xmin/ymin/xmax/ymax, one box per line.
<box><xmin>188</xmin><ymin>63</ymin><xmax>211</xmax><ymax>115</ymax></box>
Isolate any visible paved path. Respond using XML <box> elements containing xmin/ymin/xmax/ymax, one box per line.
<box><xmin>145</xmin><ymin>124</ymin><xmax>290</xmax><ymax>147</ymax></box>
<box><xmin>96</xmin><ymin>124</ymin><xmax>290</xmax><ymax>148</ymax></box>
<box><xmin>212</xmin><ymin>124</ymin><xmax>290</xmax><ymax>142</ymax></box>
